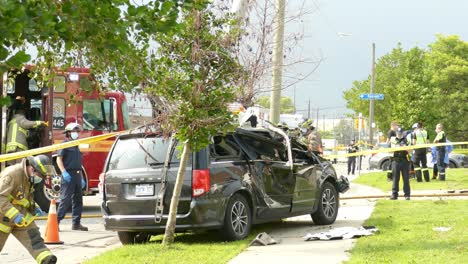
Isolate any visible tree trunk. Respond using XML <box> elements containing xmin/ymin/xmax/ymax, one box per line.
<box><xmin>162</xmin><ymin>142</ymin><xmax>191</xmax><ymax>246</ymax></box>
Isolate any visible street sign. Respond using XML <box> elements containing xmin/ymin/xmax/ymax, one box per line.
<box><xmin>359</xmin><ymin>93</ymin><xmax>384</xmax><ymax>100</ymax></box>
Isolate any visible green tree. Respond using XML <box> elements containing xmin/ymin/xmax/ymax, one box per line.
<box><xmin>256</xmin><ymin>95</ymin><xmax>295</xmax><ymax>114</ymax></box>
<box><xmin>0</xmin><ymin>0</ymin><xmax>190</xmax><ymax>95</ymax></box>
<box><xmin>343</xmin><ymin>35</ymin><xmax>467</xmax><ymax>141</ymax></box>
<box><xmin>143</xmin><ymin>4</ymin><xmax>244</xmax><ymax>245</ymax></box>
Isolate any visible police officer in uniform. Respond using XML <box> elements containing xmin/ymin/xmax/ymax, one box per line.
<box><xmin>390</xmin><ymin>127</ymin><xmax>411</xmax><ymax>200</ymax></box>
<box><xmin>347</xmin><ymin>139</ymin><xmax>359</xmax><ymax>175</ymax></box>
<box><xmin>0</xmin><ymin>155</ymin><xmax>57</xmax><ymax>264</ymax></box>
<box><xmin>56</xmin><ymin>123</ymin><xmax>88</xmax><ymax>231</ymax></box>
<box><xmin>6</xmin><ymin>97</ymin><xmax>47</xmax><ymax>165</ymax></box>
<box><xmin>433</xmin><ymin>123</ymin><xmax>447</xmax><ymax>181</ymax></box>
<box><xmin>412</xmin><ymin>122</ymin><xmax>430</xmax><ymax>182</ymax></box>
<box><xmin>385</xmin><ymin>121</ymin><xmax>399</xmax><ymax>181</ymax></box>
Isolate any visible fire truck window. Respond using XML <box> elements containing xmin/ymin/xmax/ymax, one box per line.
<box><xmin>52</xmin><ymin>98</ymin><xmax>66</xmax><ymax>129</ymax></box>
<box><xmin>83</xmin><ymin>99</ymin><xmax>117</xmax><ymax>131</ymax></box>
<box><xmin>53</xmin><ymin>76</ymin><xmax>66</xmax><ymax>93</ymax></box>
<box><xmin>28</xmin><ymin>79</ymin><xmax>41</xmax><ymax>92</ymax></box>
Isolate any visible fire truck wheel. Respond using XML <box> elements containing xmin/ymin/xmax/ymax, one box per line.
<box><xmin>34</xmin><ymin>181</ymin><xmax>53</xmax><ymax>213</ymax></box>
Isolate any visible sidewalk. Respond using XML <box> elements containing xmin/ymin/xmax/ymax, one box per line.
<box><xmin>229</xmin><ymin>178</ymin><xmax>384</xmax><ymax>264</ymax></box>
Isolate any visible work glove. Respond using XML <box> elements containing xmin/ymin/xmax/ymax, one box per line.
<box><xmin>34</xmin><ymin>207</ymin><xmax>45</xmax><ymax>217</ymax></box>
<box><xmin>42</xmin><ymin>121</ymin><xmax>49</xmax><ymax>127</ymax></box>
<box><xmin>81</xmin><ymin>177</ymin><xmax>86</xmax><ymax>189</ymax></box>
<box><xmin>62</xmin><ymin>171</ymin><xmax>71</xmax><ymax>183</ymax></box>
<box><xmin>13</xmin><ymin>213</ymin><xmax>25</xmax><ymax>225</ymax></box>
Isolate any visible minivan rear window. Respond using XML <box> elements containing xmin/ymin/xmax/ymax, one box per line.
<box><xmin>107</xmin><ymin>137</ymin><xmax>182</xmax><ymax>170</ymax></box>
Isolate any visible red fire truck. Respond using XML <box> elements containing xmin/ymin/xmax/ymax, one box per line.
<box><xmin>1</xmin><ymin>67</ymin><xmax>131</xmax><ymax>211</ymax></box>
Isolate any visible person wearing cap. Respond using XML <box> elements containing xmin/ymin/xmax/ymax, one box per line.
<box><xmin>433</xmin><ymin>123</ymin><xmax>447</xmax><ymax>181</ymax></box>
<box><xmin>390</xmin><ymin>127</ymin><xmax>411</xmax><ymax>200</ymax></box>
<box><xmin>56</xmin><ymin>122</ymin><xmax>88</xmax><ymax>231</ymax></box>
<box><xmin>6</xmin><ymin>96</ymin><xmax>48</xmax><ymax>165</ymax></box>
<box><xmin>412</xmin><ymin>122</ymin><xmax>430</xmax><ymax>182</ymax></box>
<box><xmin>0</xmin><ymin>155</ymin><xmax>57</xmax><ymax>264</ymax></box>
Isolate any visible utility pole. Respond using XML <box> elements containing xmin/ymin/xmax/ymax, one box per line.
<box><xmin>369</xmin><ymin>43</ymin><xmax>376</xmax><ymax>145</ymax></box>
<box><xmin>316</xmin><ymin>108</ymin><xmax>319</xmax><ymax>128</ymax></box>
<box><xmin>307</xmin><ymin>99</ymin><xmax>310</xmax><ymax>119</ymax></box>
<box><xmin>322</xmin><ymin>114</ymin><xmax>325</xmax><ymax>131</ymax></box>
<box><xmin>269</xmin><ymin>0</ymin><xmax>285</xmax><ymax>124</ymax></box>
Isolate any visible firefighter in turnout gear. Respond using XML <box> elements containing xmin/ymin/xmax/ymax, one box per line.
<box><xmin>433</xmin><ymin>123</ymin><xmax>447</xmax><ymax>181</ymax></box>
<box><xmin>0</xmin><ymin>155</ymin><xmax>57</xmax><ymax>264</ymax></box>
<box><xmin>390</xmin><ymin>127</ymin><xmax>411</xmax><ymax>200</ymax></box>
<box><xmin>6</xmin><ymin>97</ymin><xmax>47</xmax><ymax>165</ymax></box>
<box><xmin>412</xmin><ymin>122</ymin><xmax>430</xmax><ymax>182</ymax></box>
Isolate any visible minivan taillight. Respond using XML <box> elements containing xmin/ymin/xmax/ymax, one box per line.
<box><xmin>192</xmin><ymin>169</ymin><xmax>210</xmax><ymax>197</ymax></box>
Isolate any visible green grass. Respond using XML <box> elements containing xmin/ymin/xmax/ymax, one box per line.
<box><xmin>347</xmin><ymin>200</ymin><xmax>468</xmax><ymax>264</ymax></box>
<box><xmin>85</xmin><ymin>223</ymin><xmax>283</xmax><ymax>264</ymax></box>
<box><xmin>354</xmin><ymin>168</ymin><xmax>468</xmax><ymax>192</ymax></box>
<box><xmin>452</xmin><ymin>148</ymin><xmax>468</xmax><ymax>155</ymax></box>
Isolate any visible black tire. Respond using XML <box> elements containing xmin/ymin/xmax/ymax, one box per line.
<box><xmin>117</xmin><ymin>231</ymin><xmax>151</xmax><ymax>245</ymax></box>
<box><xmin>449</xmin><ymin>161</ymin><xmax>457</xmax><ymax>168</ymax></box>
<box><xmin>381</xmin><ymin>159</ymin><xmax>390</xmax><ymax>171</ymax></box>
<box><xmin>221</xmin><ymin>194</ymin><xmax>252</xmax><ymax>241</ymax></box>
<box><xmin>311</xmin><ymin>181</ymin><xmax>339</xmax><ymax>225</ymax></box>
<box><xmin>34</xmin><ymin>181</ymin><xmax>51</xmax><ymax>213</ymax></box>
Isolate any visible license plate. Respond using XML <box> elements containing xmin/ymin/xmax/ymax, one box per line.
<box><xmin>135</xmin><ymin>184</ymin><xmax>154</xmax><ymax>196</ymax></box>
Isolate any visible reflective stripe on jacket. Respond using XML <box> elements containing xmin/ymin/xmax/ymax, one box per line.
<box><xmin>0</xmin><ymin>159</ymin><xmax>36</xmax><ymax>229</ymax></box>
<box><xmin>6</xmin><ymin>113</ymin><xmax>42</xmax><ymax>152</ymax></box>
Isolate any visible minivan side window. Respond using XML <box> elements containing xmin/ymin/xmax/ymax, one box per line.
<box><xmin>236</xmin><ymin>134</ymin><xmax>287</xmax><ymax>161</ymax></box>
<box><xmin>210</xmin><ymin>135</ymin><xmax>241</xmax><ymax>161</ymax></box>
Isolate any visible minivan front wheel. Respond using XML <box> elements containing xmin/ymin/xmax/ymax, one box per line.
<box><xmin>117</xmin><ymin>231</ymin><xmax>151</xmax><ymax>245</ymax></box>
<box><xmin>222</xmin><ymin>194</ymin><xmax>252</xmax><ymax>241</ymax></box>
<box><xmin>311</xmin><ymin>181</ymin><xmax>338</xmax><ymax>225</ymax></box>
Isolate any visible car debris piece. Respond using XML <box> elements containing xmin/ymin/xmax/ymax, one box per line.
<box><xmin>432</xmin><ymin>227</ymin><xmax>451</xmax><ymax>232</ymax></box>
<box><xmin>304</xmin><ymin>226</ymin><xmax>379</xmax><ymax>241</ymax></box>
<box><xmin>250</xmin><ymin>232</ymin><xmax>278</xmax><ymax>246</ymax></box>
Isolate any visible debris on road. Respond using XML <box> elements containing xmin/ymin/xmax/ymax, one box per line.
<box><xmin>304</xmin><ymin>226</ymin><xmax>379</xmax><ymax>241</ymax></box>
<box><xmin>250</xmin><ymin>232</ymin><xmax>279</xmax><ymax>246</ymax></box>
<box><xmin>432</xmin><ymin>227</ymin><xmax>451</xmax><ymax>232</ymax></box>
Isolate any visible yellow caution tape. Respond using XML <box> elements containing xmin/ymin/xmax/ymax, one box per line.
<box><xmin>323</xmin><ymin>141</ymin><xmax>468</xmax><ymax>159</ymax></box>
<box><xmin>0</xmin><ymin>132</ymin><xmax>123</xmax><ymax>163</ymax></box>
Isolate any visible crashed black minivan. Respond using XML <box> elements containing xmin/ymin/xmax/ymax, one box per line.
<box><xmin>101</xmin><ymin>125</ymin><xmax>349</xmax><ymax>244</ymax></box>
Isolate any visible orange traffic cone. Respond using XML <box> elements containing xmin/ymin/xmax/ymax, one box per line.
<box><xmin>44</xmin><ymin>199</ymin><xmax>64</xmax><ymax>244</ymax></box>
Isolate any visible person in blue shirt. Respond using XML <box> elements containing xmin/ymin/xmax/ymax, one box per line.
<box><xmin>56</xmin><ymin>122</ymin><xmax>88</xmax><ymax>231</ymax></box>
<box><xmin>431</xmin><ymin>139</ymin><xmax>453</xmax><ymax>180</ymax></box>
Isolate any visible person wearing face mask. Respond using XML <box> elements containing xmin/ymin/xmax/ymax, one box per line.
<box><xmin>56</xmin><ymin>122</ymin><xmax>88</xmax><ymax>231</ymax></box>
<box><xmin>0</xmin><ymin>155</ymin><xmax>57</xmax><ymax>264</ymax></box>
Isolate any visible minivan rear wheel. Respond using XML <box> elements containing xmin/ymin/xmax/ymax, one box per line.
<box><xmin>311</xmin><ymin>181</ymin><xmax>338</xmax><ymax>225</ymax></box>
<box><xmin>222</xmin><ymin>194</ymin><xmax>252</xmax><ymax>241</ymax></box>
<box><xmin>117</xmin><ymin>231</ymin><xmax>151</xmax><ymax>245</ymax></box>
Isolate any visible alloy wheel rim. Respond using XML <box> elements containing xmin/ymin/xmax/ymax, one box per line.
<box><xmin>322</xmin><ymin>188</ymin><xmax>336</xmax><ymax>218</ymax></box>
<box><xmin>231</xmin><ymin>201</ymin><xmax>248</xmax><ymax>235</ymax></box>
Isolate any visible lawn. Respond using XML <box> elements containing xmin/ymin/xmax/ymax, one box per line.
<box><xmin>452</xmin><ymin>148</ymin><xmax>468</xmax><ymax>155</ymax></box>
<box><xmin>347</xmin><ymin>200</ymin><xmax>468</xmax><ymax>263</ymax></box>
<box><xmin>85</xmin><ymin>223</ymin><xmax>281</xmax><ymax>264</ymax></box>
<box><xmin>353</xmin><ymin>168</ymin><xmax>468</xmax><ymax>192</ymax></box>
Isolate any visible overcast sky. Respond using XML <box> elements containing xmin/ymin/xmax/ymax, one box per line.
<box><xmin>280</xmin><ymin>0</ymin><xmax>468</xmax><ymax>118</ymax></box>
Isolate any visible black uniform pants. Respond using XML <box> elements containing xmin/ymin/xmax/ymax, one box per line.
<box><xmin>57</xmin><ymin>170</ymin><xmax>83</xmax><ymax>225</ymax></box>
<box><xmin>414</xmin><ymin>152</ymin><xmax>430</xmax><ymax>182</ymax></box>
<box><xmin>392</xmin><ymin>158</ymin><xmax>410</xmax><ymax>198</ymax></box>
<box><xmin>436</xmin><ymin>149</ymin><xmax>446</xmax><ymax>181</ymax></box>
<box><xmin>347</xmin><ymin>157</ymin><xmax>356</xmax><ymax>175</ymax></box>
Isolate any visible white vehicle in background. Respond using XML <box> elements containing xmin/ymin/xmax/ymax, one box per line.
<box><xmin>280</xmin><ymin>114</ymin><xmax>304</xmax><ymax>128</ymax></box>
<box><xmin>322</xmin><ymin>139</ymin><xmax>338</xmax><ymax>164</ymax></box>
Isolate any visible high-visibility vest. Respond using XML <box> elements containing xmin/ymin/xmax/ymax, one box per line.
<box><xmin>415</xmin><ymin>129</ymin><xmax>427</xmax><ymax>145</ymax></box>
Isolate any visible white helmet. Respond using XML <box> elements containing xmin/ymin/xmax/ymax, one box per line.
<box><xmin>64</xmin><ymin>122</ymin><xmax>82</xmax><ymax>133</ymax></box>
